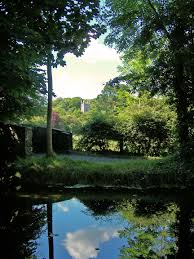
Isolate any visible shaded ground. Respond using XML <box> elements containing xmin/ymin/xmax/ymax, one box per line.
<box><xmin>60</xmin><ymin>152</ymin><xmax>145</xmax><ymax>163</ymax></box>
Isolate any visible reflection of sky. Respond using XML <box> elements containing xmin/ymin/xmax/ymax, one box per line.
<box><xmin>64</xmin><ymin>226</ymin><xmax>119</xmax><ymax>259</ymax></box>
<box><xmin>35</xmin><ymin>198</ymin><xmax>126</xmax><ymax>259</ymax></box>
<box><xmin>57</xmin><ymin>202</ymin><xmax>69</xmax><ymax>213</ymax></box>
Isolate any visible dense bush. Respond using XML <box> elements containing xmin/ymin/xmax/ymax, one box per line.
<box><xmin>78</xmin><ymin>112</ymin><xmax>173</xmax><ymax>156</ymax></box>
<box><xmin>78</xmin><ymin>116</ymin><xmax>122</xmax><ymax>152</ymax></box>
<box><xmin>123</xmin><ymin>113</ymin><xmax>171</xmax><ymax>156</ymax></box>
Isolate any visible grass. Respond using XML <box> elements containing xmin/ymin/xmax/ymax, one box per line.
<box><xmin>14</xmin><ymin>154</ymin><xmax>194</xmax><ymax>190</ymax></box>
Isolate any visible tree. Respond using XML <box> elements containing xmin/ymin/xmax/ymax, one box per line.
<box><xmin>123</xmin><ymin>112</ymin><xmax>170</xmax><ymax>156</ymax></box>
<box><xmin>0</xmin><ymin>1</ymin><xmax>48</xmax><ymax>121</ymax></box>
<box><xmin>37</xmin><ymin>1</ymin><xmax>103</xmax><ymax>156</ymax></box>
<box><xmin>47</xmin><ymin>55</ymin><xmax>54</xmax><ymax>156</ymax></box>
<box><xmin>87</xmin><ymin>86</ymin><xmax>175</xmax><ymax>155</ymax></box>
<box><xmin>0</xmin><ymin>1</ymin><xmax>103</xmax><ymax>156</ymax></box>
<box><xmin>103</xmin><ymin>0</ymin><xmax>194</xmax><ymax>160</ymax></box>
<box><xmin>78</xmin><ymin>115</ymin><xmax>122</xmax><ymax>152</ymax></box>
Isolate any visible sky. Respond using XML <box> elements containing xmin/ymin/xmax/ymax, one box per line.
<box><xmin>52</xmin><ymin>38</ymin><xmax>121</xmax><ymax>99</ymax></box>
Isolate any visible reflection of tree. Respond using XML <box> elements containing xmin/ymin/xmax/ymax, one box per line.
<box><xmin>0</xmin><ymin>195</ymin><xmax>46</xmax><ymax>259</ymax></box>
<box><xmin>175</xmin><ymin>203</ymin><xmax>194</xmax><ymax>259</ymax></box>
<box><xmin>120</xmin><ymin>225</ymin><xmax>176</xmax><ymax>258</ymax></box>
<box><xmin>81</xmin><ymin>199</ymin><xmax>119</xmax><ymax>217</ymax></box>
<box><xmin>119</xmin><ymin>199</ymin><xmax>177</xmax><ymax>258</ymax></box>
<box><xmin>134</xmin><ymin>199</ymin><xmax>169</xmax><ymax>217</ymax></box>
<box><xmin>47</xmin><ymin>201</ymin><xmax>54</xmax><ymax>259</ymax></box>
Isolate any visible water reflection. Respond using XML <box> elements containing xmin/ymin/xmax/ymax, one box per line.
<box><xmin>1</xmin><ymin>190</ymin><xmax>194</xmax><ymax>258</ymax></box>
<box><xmin>118</xmin><ymin>200</ymin><xmax>177</xmax><ymax>258</ymax></box>
<box><xmin>175</xmin><ymin>202</ymin><xmax>193</xmax><ymax>259</ymax></box>
<box><xmin>0</xmin><ymin>195</ymin><xmax>46</xmax><ymax>259</ymax></box>
<box><xmin>64</xmin><ymin>226</ymin><xmax>119</xmax><ymax>259</ymax></box>
<box><xmin>47</xmin><ymin>201</ymin><xmax>54</xmax><ymax>259</ymax></box>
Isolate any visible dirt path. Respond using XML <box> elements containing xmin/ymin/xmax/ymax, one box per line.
<box><xmin>61</xmin><ymin>152</ymin><xmax>140</xmax><ymax>163</ymax></box>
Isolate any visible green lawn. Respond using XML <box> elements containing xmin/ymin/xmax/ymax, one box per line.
<box><xmin>14</xmin><ymin>154</ymin><xmax>190</xmax><ymax>189</ymax></box>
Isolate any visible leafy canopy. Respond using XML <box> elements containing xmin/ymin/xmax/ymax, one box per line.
<box><xmin>0</xmin><ymin>0</ymin><xmax>102</xmax><ymax>120</ymax></box>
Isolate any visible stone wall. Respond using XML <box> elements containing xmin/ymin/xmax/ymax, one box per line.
<box><xmin>32</xmin><ymin>127</ymin><xmax>72</xmax><ymax>153</ymax></box>
<box><xmin>0</xmin><ymin>122</ymin><xmax>26</xmax><ymax>159</ymax></box>
<box><xmin>0</xmin><ymin>122</ymin><xmax>72</xmax><ymax>157</ymax></box>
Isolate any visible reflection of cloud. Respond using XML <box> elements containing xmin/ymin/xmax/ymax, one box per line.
<box><xmin>63</xmin><ymin>227</ymin><xmax>119</xmax><ymax>259</ymax></box>
<box><xmin>57</xmin><ymin>202</ymin><xmax>69</xmax><ymax>213</ymax></box>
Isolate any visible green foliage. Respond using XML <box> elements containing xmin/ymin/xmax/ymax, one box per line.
<box><xmin>1</xmin><ymin>0</ymin><xmax>102</xmax><ymax>120</ymax></box>
<box><xmin>53</xmin><ymin>97</ymin><xmax>84</xmax><ymax>132</ymax></box>
<box><xmin>0</xmin><ymin>1</ymin><xmax>46</xmax><ymax>119</ymax></box>
<box><xmin>54</xmin><ymin>97</ymin><xmax>81</xmax><ymax>113</ymax></box>
<box><xmin>123</xmin><ymin>112</ymin><xmax>171</xmax><ymax>156</ymax></box>
<box><xmin>24</xmin><ymin>115</ymin><xmax>47</xmax><ymax>128</ymax></box>
<box><xmin>103</xmin><ymin>0</ymin><xmax>194</xmax><ymax>159</ymax></box>
<box><xmin>24</xmin><ymin>88</ymin><xmax>176</xmax><ymax>156</ymax></box>
<box><xmin>119</xmin><ymin>201</ymin><xmax>177</xmax><ymax>258</ymax></box>
<box><xmin>77</xmin><ymin>89</ymin><xmax>176</xmax><ymax>155</ymax></box>
<box><xmin>78</xmin><ymin>114</ymin><xmax>121</xmax><ymax>151</ymax></box>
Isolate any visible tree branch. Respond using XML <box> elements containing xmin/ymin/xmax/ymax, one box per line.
<box><xmin>147</xmin><ymin>0</ymin><xmax>171</xmax><ymax>42</ymax></box>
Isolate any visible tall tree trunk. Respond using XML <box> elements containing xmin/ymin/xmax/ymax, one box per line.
<box><xmin>47</xmin><ymin>57</ymin><xmax>54</xmax><ymax>157</ymax></box>
<box><xmin>174</xmin><ymin>61</ymin><xmax>190</xmax><ymax>159</ymax></box>
<box><xmin>172</xmin><ymin>24</ymin><xmax>190</xmax><ymax>160</ymax></box>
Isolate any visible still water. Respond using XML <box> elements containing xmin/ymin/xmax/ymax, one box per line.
<box><xmin>1</xmin><ymin>188</ymin><xmax>194</xmax><ymax>259</ymax></box>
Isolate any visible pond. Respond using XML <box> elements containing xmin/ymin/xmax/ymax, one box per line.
<box><xmin>1</xmin><ymin>188</ymin><xmax>194</xmax><ymax>259</ymax></box>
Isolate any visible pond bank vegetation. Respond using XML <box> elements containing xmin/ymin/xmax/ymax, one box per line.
<box><xmin>15</xmin><ymin>155</ymin><xmax>194</xmax><ymax>190</ymax></box>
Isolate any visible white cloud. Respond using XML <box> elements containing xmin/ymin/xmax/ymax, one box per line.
<box><xmin>57</xmin><ymin>202</ymin><xmax>69</xmax><ymax>213</ymax></box>
<box><xmin>52</xmin><ymin>39</ymin><xmax>121</xmax><ymax>99</ymax></box>
<box><xmin>63</xmin><ymin>226</ymin><xmax>119</xmax><ymax>259</ymax></box>
<box><xmin>77</xmin><ymin>39</ymin><xmax>120</xmax><ymax>63</ymax></box>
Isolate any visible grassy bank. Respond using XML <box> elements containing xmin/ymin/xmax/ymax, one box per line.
<box><xmin>14</xmin><ymin>154</ymin><xmax>194</xmax><ymax>190</ymax></box>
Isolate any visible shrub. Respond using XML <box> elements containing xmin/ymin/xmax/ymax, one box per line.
<box><xmin>123</xmin><ymin>113</ymin><xmax>171</xmax><ymax>156</ymax></box>
<box><xmin>78</xmin><ymin>116</ymin><xmax>122</xmax><ymax>152</ymax></box>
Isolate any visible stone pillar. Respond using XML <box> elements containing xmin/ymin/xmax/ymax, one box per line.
<box><xmin>25</xmin><ymin>127</ymin><xmax>33</xmax><ymax>155</ymax></box>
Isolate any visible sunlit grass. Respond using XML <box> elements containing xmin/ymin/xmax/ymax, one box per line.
<box><xmin>14</xmin><ymin>154</ymin><xmax>185</xmax><ymax>189</ymax></box>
